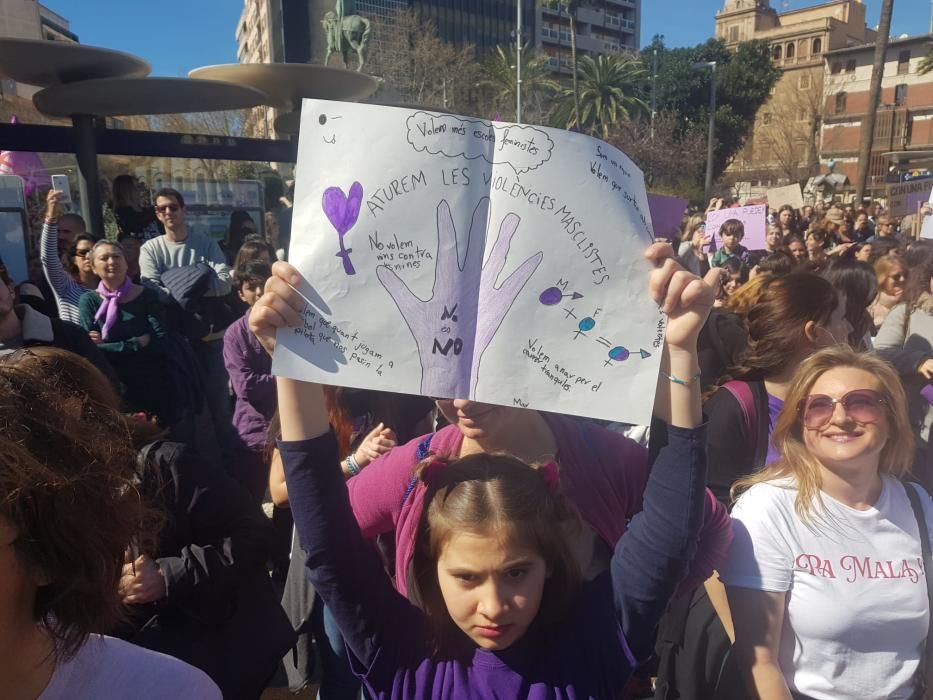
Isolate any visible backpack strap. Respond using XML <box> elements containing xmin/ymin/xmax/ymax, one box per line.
<box><xmin>904</xmin><ymin>481</ymin><xmax>933</xmax><ymax>697</ymax></box>
<box><xmin>722</xmin><ymin>380</ymin><xmax>758</xmax><ymax>457</ymax></box>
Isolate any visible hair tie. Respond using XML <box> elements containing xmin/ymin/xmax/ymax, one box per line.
<box><xmin>539</xmin><ymin>461</ymin><xmax>560</xmax><ymax>495</ymax></box>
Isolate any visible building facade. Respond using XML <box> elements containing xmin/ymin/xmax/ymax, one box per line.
<box><xmin>538</xmin><ymin>0</ymin><xmax>639</xmax><ymax>74</ymax></box>
<box><xmin>820</xmin><ymin>34</ymin><xmax>933</xmax><ymax>190</ymax></box>
<box><xmin>236</xmin><ymin>0</ymin><xmax>278</xmax><ymax>138</ymax></box>
<box><xmin>714</xmin><ymin>0</ymin><xmax>875</xmax><ymax>187</ymax></box>
<box><xmin>0</xmin><ymin>0</ymin><xmax>78</xmax><ymax>97</ymax></box>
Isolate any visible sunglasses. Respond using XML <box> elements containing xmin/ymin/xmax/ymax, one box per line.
<box><xmin>797</xmin><ymin>389</ymin><xmax>887</xmax><ymax>430</ymax></box>
<box><xmin>156</xmin><ymin>204</ymin><xmax>180</xmax><ymax>213</ymax></box>
<box><xmin>75</xmin><ymin>249</ymin><xmax>92</xmax><ymax>258</ymax></box>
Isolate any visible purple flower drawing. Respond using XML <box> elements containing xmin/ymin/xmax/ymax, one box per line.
<box><xmin>322</xmin><ymin>181</ymin><xmax>363</xmax><ymax>275</ymax></box>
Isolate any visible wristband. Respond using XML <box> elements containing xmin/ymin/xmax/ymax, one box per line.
<box><xmin>345</xmin><ymin>453</ymin><xmax>361</xmax><ymax>476</ymax></box>
<box><xmin>660</xmin><ymin>370</ymin><xmax>701</xmax><ymax>387</ymax></box>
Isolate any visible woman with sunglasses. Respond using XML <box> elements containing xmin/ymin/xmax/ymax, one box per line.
<box><xmin>722</xmin><ymin>346</ymin><xmax>930</xmax><ymax>700</ymax></box>
<box><xmin>40</xmin><ymin>189</ymin><xmax>99</xmax><ymax>324</ymax></box>
<box><xmin>869</xmin><ymin>255</ymin><xmax>909</xmax><ymax>332</ymax></box>
<box><xmin>875</xmin><ymin>244</ymin><xmax>933</xmax><ymax>459</ymax></box>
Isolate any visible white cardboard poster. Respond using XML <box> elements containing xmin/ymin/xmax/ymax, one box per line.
<box><xmin>272</xmin><ymin>99</ymin><xmax>667</xmax><ymax>425</ymax></box>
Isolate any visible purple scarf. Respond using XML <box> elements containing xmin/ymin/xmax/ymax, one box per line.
<box><xmin>94</xmin><ymin>278</ymin><xmax>133</xmax><ymax>340</ymax></box>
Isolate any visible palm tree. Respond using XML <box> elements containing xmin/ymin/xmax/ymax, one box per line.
<box><xmin>540</xmin><ymin>0</ymin><xmax>582</xmax><ymax>129</ymax></box>
<box><xmin>478</xmin><ymin>44</ymin><xmax>561</xmax><ymax>122</ymax></box>
<box><xmin>551</xmin><ymin>54</ymin><xmax>648</xmax><ymax>138</ymax></box>
<box><xmin>854</xmin><ymin>0</ymin><xmax>895</xmax><ymax>203</ymax></box>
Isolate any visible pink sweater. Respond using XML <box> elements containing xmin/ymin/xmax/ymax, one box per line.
<box><xmin>348</xmin><ymin>413</ymin><xmax>732</xmax><ymax>595</ymax></box>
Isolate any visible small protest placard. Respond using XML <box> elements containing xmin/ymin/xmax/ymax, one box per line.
<box><xmin>707</xmin><ymin>205</ymin><xmax>768</xmax><ymax>251</ymax></box>
<box><xmin>647</xmin><ymin>193</ymin><xmax>688</xmax><ymax>242</ymax></box>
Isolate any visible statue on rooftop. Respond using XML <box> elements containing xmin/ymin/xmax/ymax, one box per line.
<box><xmin>323</xmin><ymin>0</ymin><xmax>371</xmax><ymax>72</ymax></box>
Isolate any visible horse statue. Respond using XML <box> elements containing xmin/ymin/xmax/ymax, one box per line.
<box><xmin>322</xmin><ymin>10</ymin><xmax>371</xmax><ymax>72</ymax></box>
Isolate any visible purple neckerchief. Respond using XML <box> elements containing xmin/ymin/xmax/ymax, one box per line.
<box><xmin>94</xmin><ymin>277</ymin><xmax>133</xmax><ymax>340</ymax></box>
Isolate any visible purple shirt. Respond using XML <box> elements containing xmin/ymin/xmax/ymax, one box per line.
<box><xmin>765</xmin><ymin>393</ymin><xmax>785</xmax><ymax>466</ymax></box>
<box><xmin>280</xmin><ymin>424</ymin><xmax>710</xmax><ymax>699</ymax></box>
<box><xmin>222</xmin><ymin>310</ymin><xmax>275</xmax><ymax>449</ymax></box>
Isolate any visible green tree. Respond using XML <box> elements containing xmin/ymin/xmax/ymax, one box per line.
<box><xmin>646</xmin><ymin>37</ymin><xmax>780</xmax><ymax>180</ymax></box>
<box><xmin>921</xmin><ymin>43</ymin><xmax>933</xmax><ymax>74</ymax></box>
<box><xmin>540</xmin><ymin>0</ymin><xmax>582</xmax><ymax>128</ymax></box>
<box><xmin>478</xmin><ymin>44</ymin><xmax>561</xmax><ymax>123</ymax></box>
<box><xmin>551</xmin><ymin>53</ymin><xmax>647</xmax><ymax>138</ymax></box>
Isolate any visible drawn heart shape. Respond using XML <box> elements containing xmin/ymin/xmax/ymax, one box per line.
<box><xmin>322</xmin><ymin>181</ymin><xmax>363</xmax><ymax>235</ymax></box>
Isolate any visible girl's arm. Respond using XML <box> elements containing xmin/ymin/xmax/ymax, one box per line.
<box><xmin>726</xmin><ymin>587</ymin><xmax>791</xmax><ymax>700</ymax></box>
<box><xmin>276</xmin><ymin>380</ymin><xmax>424</xmax><ymax>670</ymax></box>
<box><xmin>609</xmin><ymin>245</ymin><xmax>718</xmax><ymax>662</ymax></box>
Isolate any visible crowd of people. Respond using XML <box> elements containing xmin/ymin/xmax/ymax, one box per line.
<box><xmin>2</xmin><ymin>180</ymin><xmax>933</xmax><ymax>700</ymax></box>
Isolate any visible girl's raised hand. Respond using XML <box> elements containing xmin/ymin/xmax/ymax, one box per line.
<box><xmin>354</xmin><ymin>423</ymin><xmax>398</xmax><ymax>468</ymax></box>
<box><xmin>646</xmin><ymin>242</ymin><xmax>721</xmax><ymax>351</ymax></box>
<box><xmin>249</xmin><ymin>260</ymin><xmax>307</xmax><ymax>356</ymax></box>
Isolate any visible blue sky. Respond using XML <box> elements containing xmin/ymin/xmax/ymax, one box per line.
<box><xmin>46</xmin><ymin>0</ymin><xmax>933</xmax><ymax>76</ymax></box>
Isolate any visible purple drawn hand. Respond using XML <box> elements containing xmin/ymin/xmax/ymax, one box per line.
<box><xmin>377</xmin><ymin>197</ymin><xmax>542</xmax><ymax>399</ymax></box>
<box><xmin>323</xmin><ymin>182</ymin><xmax>362</xmax><ymax>275</ymax></box>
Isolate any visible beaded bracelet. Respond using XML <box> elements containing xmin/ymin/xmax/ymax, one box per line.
<box><xmin>660</xmin><ymin>370</ymin><xmax>701</xmax><ymax>387</ymax></box>
<box><xmin>345</xmin><ymin>454</ymin><xmax>361</xmax><ymax>477</ymax></box>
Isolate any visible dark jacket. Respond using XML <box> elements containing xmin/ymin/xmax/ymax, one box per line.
<box><xmin>696</xmin><ymin>309</ymin><xmax>748</xmax><ymax>392</ymax></box>
<box><xmin>122</xmin><ymin>441</ymin><xmax>295</xmax><ymax>699</ymax></box>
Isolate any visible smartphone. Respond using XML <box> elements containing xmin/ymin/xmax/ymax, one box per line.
<box><xmin>51</xmin><ymin>174</ymin><xmax>72</xmax><ymax>204</ymax></box>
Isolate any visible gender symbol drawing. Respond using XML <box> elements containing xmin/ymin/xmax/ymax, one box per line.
<box><xmin>539</xmin><ymin>287</ymin><xmax>652</xmax><ymax>368</ymax></box>
<box><xmin>322</xmin><ymin>181</ymin><xmax>362</xmax><ymax>275</ymax></box>
<box><xmin>377</xmin><ymin>197</ymin><xmax>542</xmax><ymax>399</ymax></box>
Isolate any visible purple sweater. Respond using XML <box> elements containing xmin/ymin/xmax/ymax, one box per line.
<box><xmin>280</xmin><ymin>424</ymin><xmax>709</xmax><ymax>699</ymax></box>
<box><xmin>222</xmin><ymin>310</ymin><xmax>275</xmax><ymax>449</ymax></box>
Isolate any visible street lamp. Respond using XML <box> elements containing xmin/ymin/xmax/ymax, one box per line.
<box><xmin>691</xmin><ymin>60</ymin><xmax>717</xmax><ymax>199</ymax></box>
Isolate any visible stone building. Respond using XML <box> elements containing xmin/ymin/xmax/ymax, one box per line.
<box><xmin>714</xmin><ymin>0</ymin><xmax>875</xmax><ymax>188</ymax></box>
<box><xmin>820</xmin><ymin>33</ymin><xmax>933</xmax><ymax>192</ymax></box>
<box><xmin>0</xmin><ymin>0</ymin><xmax>78</xmax><ymax>98</ymax></box>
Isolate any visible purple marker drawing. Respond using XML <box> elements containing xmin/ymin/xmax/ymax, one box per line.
<box><xmin>322</xmin><ymin>181</ymin><xmax>363</xmax><ymax>275</ymax></box>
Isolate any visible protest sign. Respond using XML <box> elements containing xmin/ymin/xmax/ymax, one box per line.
<box><xmin>647</xmin><ymin>193</ymin><xmax>688</xmax><ymax>241</ymax></box>
<box><xmin>707</xmin><ymin>205</ymin><xmax>768</xmax><ymax>251</ymax></box>
<box><xmin>921</xmin><ymin>214</ymin><xmax>933</xmax><ymax>240</ymax></box>
<box><xmin>766</xmin><ymin>183</ymin><xmax>803</xmax><ymax>211</ymax></box>
<box><xmin>272</xmin><ymin>100</ymin><xmax>666</xmax><ymax>425</ymax></box>
<box><xmin>887</xmin><ymin>178</ymin><xmax>933</xmax><ymax>217</ymax></box>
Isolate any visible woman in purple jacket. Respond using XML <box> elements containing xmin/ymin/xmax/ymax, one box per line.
<box><xmin>250</xmin><ymin>244</ymin><xmax>722</xmax><ymax>698</ymax></box>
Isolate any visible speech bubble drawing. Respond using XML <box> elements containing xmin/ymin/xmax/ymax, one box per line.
<box><xmin>406</xmin><ymin>112</ymin><xmax>553</xmax><ymax>175</ymax></box>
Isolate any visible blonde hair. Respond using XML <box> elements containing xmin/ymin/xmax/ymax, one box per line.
<box><xmin>731</xmin><ymin>346</ymin><xmax>914</xmax><ymax>524</ymax></box>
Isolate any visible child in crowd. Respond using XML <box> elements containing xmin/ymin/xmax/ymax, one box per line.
<box><xmin>223</xmin><ymin>261</ymin><xmax>276</xmax><ymax>504</ymax></box>
<box><xmin>250</xmin><ymin>245</ymin><xmax>720</xmax><ymax>699</ymax></box>
<box><xmin>711</xmin><ymin>219</ymin><xmax>749</xmax><ymax>267</ymax></box>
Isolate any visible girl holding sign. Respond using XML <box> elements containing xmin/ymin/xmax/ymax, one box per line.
<box><xmin>250</xmin><ymin>244</ymin><xmax>720</xmax><ymax>698</ymax></box>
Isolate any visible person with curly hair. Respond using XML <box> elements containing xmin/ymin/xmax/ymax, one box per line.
<box><xmin>0</xmin><ymin>352</ymin><xmax>220</xmax><ymax>699</ymax></box>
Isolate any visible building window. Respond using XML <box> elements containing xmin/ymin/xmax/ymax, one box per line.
<box><xmin>898</xmin><ymin>50</ymin><xmax>911</xmax><ymax>75</ymax></box>
<box><xmin>895</xmin><ymin>83</ymin><xmax>908</xmax><ymax>106</ymax></box>
<box><xmin>799</xmin><ymin>73</ymin><xmax>812</xmax><ymax>90</ymax></box>
<box><xmin>729</xmin><ymin>25</ymin><xmax>739</xmax><ymax>42</ymax></box>
<box><xmin>835</xmin><ymin>92</ymin><xmax>847</xmax><ymax>113</ymax></box>
<box><xmin>772</xmin><ymin>44</ymin><xmax>782</xmax><ymax>60</ymax></box>
<box><xmin>812</xmin><ymin>37</ymin><xmax>822</xmax><ymax>54</ymax></box>
<box><xmin>831</xmin><ymin>61</ymin><xmax>842</xmax><ymax>74</ymax></box>
<box><xmin>798</xmin><ymin>109</ymin><xmax>809</xmax><ymax>122</ymax></box>
<box><xmin>786</xmin><ymin>42</ymin><xmax>795</xmax><ymax>59</ymax></box>
<box><xmin>763</xmin><ymin>112</ymin><xmax>772</xmax><ymax>125</ymax></box>
<box><xmin>845</xmin><ymin>59</ymin><xmax>856</xmax><ymax>72</ymax></box>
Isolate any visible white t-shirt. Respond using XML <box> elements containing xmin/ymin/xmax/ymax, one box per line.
<box><xmin>39</xmin><ymin>635</ymin><xmax>221</xmax><ymax>700</ymax></box>
<box><xmin>721</xmin><ymin>476</ymin><xmax>933</xmax><ymax>700</ymax></box>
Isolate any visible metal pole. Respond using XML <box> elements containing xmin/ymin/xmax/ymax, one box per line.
<box><xmin>650</xmin><ymin>46</ymin><xmax>658</xmax><ymax>141</ymax></box>
<box><xmin>705</xmin><ymin>63</ymin><xmax>717</xmax><ymax>200</ymax></box>
<box><xmin>72</xmin><ymin>114</ymin><xmax>104</xmax><ymax>237</ymax></box>
<box><xmin>516</xmin><ymin>0</ymin><xmax>523</xmax><ymax>123</ymax></box>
